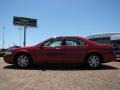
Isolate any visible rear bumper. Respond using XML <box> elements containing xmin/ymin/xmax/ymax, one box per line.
<box><xmin>103</xmin><ymin>53</ymin><xmax>116</xmax><ymax>63</ymax></box>
<box><xmin>4</xmin><ymin>54</ymin><xmax>14</xmax><ymax>64</ymax></box>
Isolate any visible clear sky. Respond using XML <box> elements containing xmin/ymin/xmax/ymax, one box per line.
<box><xmin>0</xmin><ymin>0</ymin><xmax>120</xmax><ymax>48</ymax></box>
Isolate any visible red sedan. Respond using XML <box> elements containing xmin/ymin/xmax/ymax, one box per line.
<box><xmin>4</xmin><ymin>36</ymin><xmax>116</xmax><ymax>69</ymax></box>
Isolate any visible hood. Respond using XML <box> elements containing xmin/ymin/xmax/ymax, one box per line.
<box><xmin>12</xmin><ymin>45</ymin><xmax>36</xmax><ymax>51</ymax></box>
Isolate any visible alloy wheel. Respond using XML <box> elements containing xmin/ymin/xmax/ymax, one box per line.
<box><xmin>87</xmin><ymin>55</ymin><xmax>100</xmax><ymax>68</ymax></box>
<box><xmin>17</xmin><ymin>55</ymin><xmax>29</xmax><ymax>68</ymax></box>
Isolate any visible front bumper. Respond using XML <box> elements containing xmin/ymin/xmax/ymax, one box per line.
<box><xmin>4</xmin><ymin>54</ymin><xmax>14</xmax><ymax>64</ymax></box>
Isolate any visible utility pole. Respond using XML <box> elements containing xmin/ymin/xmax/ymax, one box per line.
<box><xmin>2</xmin><ymin>27</ymin><xmax>5</xmax><ymax>49</ymax></box>
<box><xmin>23</xmin><ymin>25</ymin><xmax>27</xmax><ymax>47</ymax></box>
<box><xmin>18</xmin><ymin>28</ymin><xmax>22</xmax><ymax>46</ymax></box>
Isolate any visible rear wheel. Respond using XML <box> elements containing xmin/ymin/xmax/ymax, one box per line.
<box><xmin>85</xmin><ymin>54</ymin><xmax>101</xmax><ymax>69</ymax></box>
<box><xmin>15</xmin><ymin>54</ymin><xmax>32</xmax><ymax>68</ymax></box>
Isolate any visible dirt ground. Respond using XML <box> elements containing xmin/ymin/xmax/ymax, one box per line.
<box><xmin>0</xmin><ymin>57</ymin><xmax>120</xmax><ymax>90</ymax></box>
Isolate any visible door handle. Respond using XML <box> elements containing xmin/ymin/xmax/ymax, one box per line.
<box><xmin>56</xmin><ymin>48</ymin><xmax>61</xmax><ymax>50</ymax></box>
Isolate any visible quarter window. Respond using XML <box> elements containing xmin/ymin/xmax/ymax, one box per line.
<box><xmin>78</xmin><ymin>39</ymin><xmax>86</xmax><ymax>46</ymax></box>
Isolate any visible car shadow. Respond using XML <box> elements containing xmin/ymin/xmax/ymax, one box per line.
<box><xmin>3</xmin><ymin>63</ymin><xmax>119</xmax><ymax>71</ymax></box>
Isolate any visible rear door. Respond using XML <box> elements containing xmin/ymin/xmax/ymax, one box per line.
<box><xmin>61</xmin><ymin>38</ymin><xmax>88</xmax><ymax>63</ymax></box>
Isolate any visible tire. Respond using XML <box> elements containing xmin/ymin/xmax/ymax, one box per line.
<box><xmin>15</xmin><ymin>54</ymin><xmax>32</xmax><ymax>68</ymax></box>
<box><xmin>85</xmin><ymin>54</ymin><xmax>101</xmax><ymax>69</ymax></box>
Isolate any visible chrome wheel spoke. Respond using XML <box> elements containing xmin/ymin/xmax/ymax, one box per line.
<box><xmin>88</xmin><ymin>55</ymin><xmax>100</xmax><ymax>68</ymax></box>
<box><xmin>17</xmin><ymin>55</ymin><xmax>29</xmax><ymax>67</ymax></box>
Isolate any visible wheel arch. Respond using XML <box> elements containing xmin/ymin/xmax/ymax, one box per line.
<box><xmin>13</xmin><ymin>51</ymin><xmax>33</xmax><ymax>64</ymax></box>
<box><xmin>84</xmin><ymin>51</ymin><xmax>104</xmax><ymax>63</ymax></box>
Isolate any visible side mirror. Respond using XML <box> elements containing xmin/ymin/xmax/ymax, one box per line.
<box><xmin>40</xmin><ymin>44</ymin><xmax>44</xmax><ymax>48</ymax></box>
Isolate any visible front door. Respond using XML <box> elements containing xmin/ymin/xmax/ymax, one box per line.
<box><xmin>39</xmin><ymin>38</ymin><xmax>63</xmax><ymax>62</ymax></box>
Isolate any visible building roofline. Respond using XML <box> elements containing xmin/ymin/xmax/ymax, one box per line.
<box><xmin>111</xmin><ymin>35</ymin><xmax>120</xmax><ymax>40</ymax></box>
<box><xmin>86</xmin><ymin>33</ymin><xmax>120</xmax><ymax>39</ymax></box>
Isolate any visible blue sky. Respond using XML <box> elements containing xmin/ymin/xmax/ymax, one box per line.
<box><xmin>0</xmin><ymin>0</ymin><xmax>120</xmax><ymax>48</ymax></box>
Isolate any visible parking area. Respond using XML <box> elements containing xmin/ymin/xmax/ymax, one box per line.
<box><xmin>0</xmin><ymin>57</ymin><xmax>120</xmax><ymax>90</ymax></box>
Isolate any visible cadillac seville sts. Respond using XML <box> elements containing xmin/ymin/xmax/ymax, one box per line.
<box><xmin>4</xmin><ymin>36</ymin><xmax>116</xmax><ymax>69</ymax></box>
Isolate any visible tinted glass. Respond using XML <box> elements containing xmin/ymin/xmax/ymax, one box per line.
<box><xmin>65</xmin><ymin>38</ymin><xmax>86</xmax><ymax>46</ymax></box>
<box><xmin>65</xmin><ymin>38</ymin><xmax>79</xmax><ymax>46</ymax></box>
<box><xmin>43</xmin><ymin>38</ymin><xmax>63</xmax><ymax>47</ymax></box>
<box><xmin>78</xmin><ymin>39</ymin><xmax>86</xmax><ymax>46</ymax></box>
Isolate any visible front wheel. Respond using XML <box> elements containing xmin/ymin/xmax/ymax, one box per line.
<box><xmin>85</xmin><ymin>54</ymin><xmax>101</xmax><ymax>69</ymax></box>
<box><xmin>15</xmin><ymin>54</ymin><xmax>32</xmax><ymax>68</ymax></box>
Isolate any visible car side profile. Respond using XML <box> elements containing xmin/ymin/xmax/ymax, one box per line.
<box><xmin>4</xmin><ymin>36</ymin><xmax>116</xmax><ymax>69</ymax></box>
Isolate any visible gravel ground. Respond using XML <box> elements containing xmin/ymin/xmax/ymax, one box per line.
<box><xmin>0</xmin><ymin>57</ymin><xmax>120</xmax><ymax>90</ymax></box>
